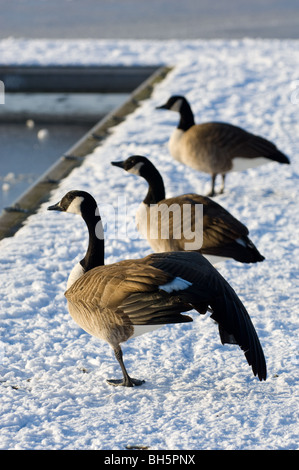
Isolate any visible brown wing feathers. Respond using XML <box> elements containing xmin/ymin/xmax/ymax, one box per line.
<box><xmin>200</xmin><ymin>122</ymin><xmax>288</xmax><ymax>163</ymax></box>
<box><xmin>65</xmin><ymin>258</ymin><xmax>193</xmax><ymax>327</ymax></box>
<box><xmin>156</xmin><ymin>194</ymin><xmax>263</xmax><ymax>262</ymax></box>
<box><xmin>145</xmin><ymin>252</ymin><xmax>266</xmax><ymax>380</ymax></box>
<box><xmin>121</xmin><ymin>291</ymin><xmax>193</xmax><ymax>325</ymax></box>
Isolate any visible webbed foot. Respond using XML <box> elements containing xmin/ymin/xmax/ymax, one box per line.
<box><xmin>107</xmin><ymin>377</ymin><xmax>145</xmax><ymax>387</ymax></box>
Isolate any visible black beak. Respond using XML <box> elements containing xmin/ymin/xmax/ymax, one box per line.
<box><xmin>111</xmin><ymin>161</ymin><xmax>125</xmax><ymax>169</ymax></box>
<box><xmin>156</xmin><ymin>103</ymin><xmax>167</xmax><ymax>110</ymax></box>
<box><xmin>47</xmin><ymin>202</ymin><xmax>63</xmax><ymax>211</ymax></box>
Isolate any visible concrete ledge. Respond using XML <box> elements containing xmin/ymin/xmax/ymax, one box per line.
<box><xmin>0</xmin><ymin>65</ymin><xmax>172</xmax><ymax>240</ymax></box>
<box><xmin>0</xmin><ymin>66</ymin><xmax>160</xmax><ymax>93</ymax></box>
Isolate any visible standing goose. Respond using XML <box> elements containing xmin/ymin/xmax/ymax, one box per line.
<box><xmin>157</xmin><ymin>95</ymin><xmax>290</xmax><ymax>196</ymax></box>
<box><xmin>111</xmin><ymin>155</ymin><xmax>265</xmax><ymax>265</ymax></box>
<box><xmin>48</xmin><ymin>190</ymin><xmax>267</xmax><ymax>386</ymax></box>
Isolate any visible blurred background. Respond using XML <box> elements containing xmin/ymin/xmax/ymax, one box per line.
<box><xmin>0</xmin><ymin>0</ymin><xmax>298</xmax><ymax>217</ymax></box>
<box><xmin>0</xmin><ymin>0</ymin><xmax>298</xmax><ymax>39</ymax></box>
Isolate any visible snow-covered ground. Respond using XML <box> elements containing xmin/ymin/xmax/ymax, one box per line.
<box><xmin>0</xmin><ymin>39</ymin><xmax>298</xmax><ymax>450</ymax></box>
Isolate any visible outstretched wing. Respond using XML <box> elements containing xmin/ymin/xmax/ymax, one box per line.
<box><xmin>145</xmin><ymin>251</ymin><xmax>267</xmax><ymax>380</ymax></box>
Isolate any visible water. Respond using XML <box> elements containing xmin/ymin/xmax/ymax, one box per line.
<box><xmin>0</xmin><ymin>122</ymin><xmax>91</xmax><ymax>211</ymax></box>
<box><xmin>0</xmin><ymin>93</ymin><xmax>129</xmax><ymax>213</ymax></box>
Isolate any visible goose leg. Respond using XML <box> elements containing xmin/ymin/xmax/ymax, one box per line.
<box><xmin>107</xmin><ymin>346</ymin><xmax>145</xmax><ymax>387</ymax></box>
<box><xmin>206</xmin><ymin>174</ymin><xmax>217</xmax><ymax>197</ymax></box>
<box><xmin>219</xmin><ymin>174</ymin><xmax>226</xmax><ymax>194</ymax></box>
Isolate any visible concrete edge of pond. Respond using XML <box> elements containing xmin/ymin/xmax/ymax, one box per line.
<box><xmin>0</xmin><ymin>65</ymin><xmax>172</xmax><ymax>240</ymax></box>
<box><xmin>0</xmin><ymin>65</ymin><xmax>160</xmax><ymax>93</ymax></box>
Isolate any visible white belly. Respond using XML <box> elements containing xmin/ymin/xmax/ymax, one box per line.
<box><xmin>131</xmin><ymin>324</ymin><xmax>163</xmax><ymax>339</ymax></box>
<box><xmin>230</xmin><ymin>156</ymin><xmax>271</xmax><ymax>172</ymax></box>
<box><xmin>202</xmin><ymin>254</ymin><xmax>231</xmax><ymax>265</ymax></box>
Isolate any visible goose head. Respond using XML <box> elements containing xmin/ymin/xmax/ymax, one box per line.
<box><xmin>112</xmin><ymin>156</ymin><xmax>166</xmax><ymax>206</ymax></box>
<box><xmin>48</xmin><ymin>190</ymin><xmax>104</xmax><ymax>285</ymax></box>
<box><xmin>111</xmin><ymin>155</ymin><xmax>149</xmax><ymax>177</ymax></box>
<box><xmin>156</xmin><ymin>95</ymin><xmax>187</xmax><ymax>113</ymax></box>
<box><xmin>47</xmin><ymin>190</ymin><xmax>98</xmax><ymax>220</ymax></box>
<box><xmin>156</xmin><ymin>95</ymin><xmax>195</xmax><ymax>132</ymax></box>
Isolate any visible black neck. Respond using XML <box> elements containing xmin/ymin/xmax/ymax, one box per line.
<box><xmin>178</xmin><ymin>100</ymin><xmax>195</xmax><ymax>131</ymax></box>
<box><xmin>80</xmin><ymin>213</ymin><xmax>105</xmax><ymax>272</ymax></box>
<box><xmin>142</xmin><ymin>164</ymin><xmax>166</xmax><ymax>205</ymax></box>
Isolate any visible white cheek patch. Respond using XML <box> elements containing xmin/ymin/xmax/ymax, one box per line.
<box><xmin>170</xmin><ymin>98</ymin><xmax>183</xmax><ymax>112</ymax></box>
<box><xmin>127</xmin><ymin>161</ymin><xmax>144</xmax><ymax>175</ymax></box>
<box><xmin>159</xmin><ymin>276</ymin><xmax>192</xmax><ymax>293</ymax></box>
<box><xmin>66</xmin><ymin>196</ymin><xmax>85</xmax><ymax>215</ymax></box>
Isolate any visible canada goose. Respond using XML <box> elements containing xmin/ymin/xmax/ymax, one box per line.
<box><xmin>111</xmin><ymin>156</ymin><xmax>265</xmax><ymax>265</ymax></box>
<box><xmin>48</xmin><ymin>190</ymin><xmax>267</xmax><ymax>386</ymax></box>
<box><xmin>157</xmin><ymin>95</ymin><xmax>290</xmax><ymax>196</ymax></box>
